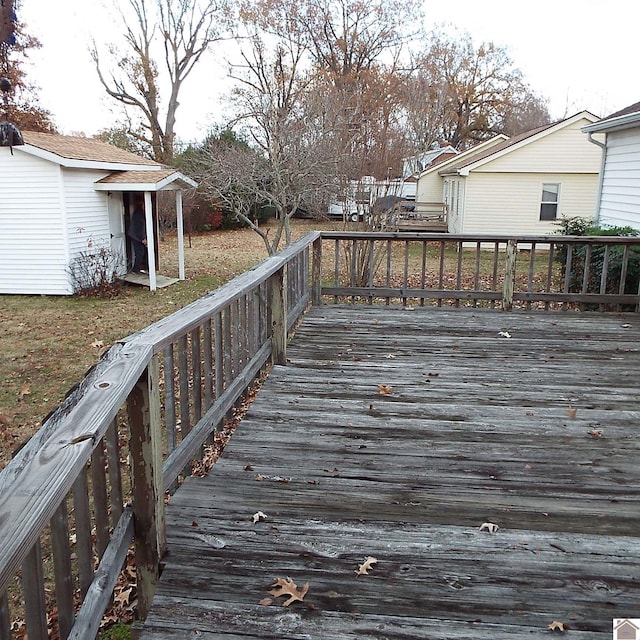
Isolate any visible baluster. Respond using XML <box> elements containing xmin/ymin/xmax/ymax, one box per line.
<box><xmin>545</xmin><ymin>243</ymin><xmax>555</xmax><ymax>310</ymax></box>
<box><xmin>72</xmin><ymin>468</ymin><xmax>94</xmax><ymax>598</ymax></box>
<box><xmin>438</xmin><ymin>242</ymin><xmax>445</xmax><ymax>307</ymax></box>
<box><xmin>22</xmin><ymin>541</ymin><xmax>47</xmax><ymax>640</ymax></box>
<box><xmin>105</xmin><ymin>419</ymin><xmax>123</xmax><ymax>526</ymax></box>
<box><xmin>0</xmin><ymin>592</ymin><xmax>10</xmax><ymax>640</ymax></box>
<box><xmin>51</xmin><ymin>498</ymin><xmax>74</xmax><ymax>639</ymax></box>
<box><xmin>474</xmin><ymin>242</ymin><xmax>481</xmax><ymax>307</ymax></box>
<box><xmin>420</xmin><ymin>240</ymin><xmax>427</xmax><ymax>306</ymax></box>
<box><xmin>163</xmin><ymin>344</ymin><xmax>177</xmax><ymax>453</ymax></box>
<box><xmin>385</xmin><ymin>239</ymin><xmax>392</xmax><ymax>306</ymax></box>
<box><xmin>526</xmin><ymin>243</ymin><xmax>537</xmax><ymax>311</ymax></box>
<box><xmin>491</xmin><ymin>242</ymin><xmax>499</xmax><ymax>308</ymax></box>
<box><xmin>91</xmin><ymin>440</ymin><xmax>110</xmax><ymax>559</ymax></box>
<box><xmin>191</xmin><ymin>327</ymin><xmax>202</xmax><ymax>426</ymax></box>
<box><xmin>455</xmin><ymin>241</ymin><xmax>463</xmax><ymax>308</ymax></box>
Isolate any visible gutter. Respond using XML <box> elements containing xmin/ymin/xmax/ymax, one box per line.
<box><xmin>585</xmin><ymin>132</ymin><xmax>606</xmax><ymax>226</ymax></box>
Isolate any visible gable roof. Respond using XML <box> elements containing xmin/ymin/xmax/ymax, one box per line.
<box><xmin>21</xmin><ymin>131</ymin><xmax>160</xmax><ymax>170</ymax></box>
<box><xmin>440</xmin><ymin>111</ymin><xmax>599</xmax><ymax>176</ymax></box>
<box><xmin>95</xmin><ymin>169</ymin><xmax>197</xmax><ymax>191</ymax></box>
<box><xmin>418</xmin><ymin>135</ymin><xmax>508</xmax><ymax>178</ymax></box>
<box><xmin>582</xmin><ymin>101</ymin><xmax>640</xmax><ymax>134</ymax></box>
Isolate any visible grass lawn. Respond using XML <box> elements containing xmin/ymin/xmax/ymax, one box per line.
<box><xmin>0</xmin><ymin>219</ymin><xmax>337</xmax><ymax>471</ymax></box>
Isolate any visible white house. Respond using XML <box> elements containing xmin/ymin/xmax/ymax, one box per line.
<box><xmin>582</xmin><ymin>101</ymin><xmax>640</xmax><ymax>231</ymax></box>
<box><xmin>417</xmin><ymin>112</ymin><xmax>601</xmax><ymax>234</ymax></box>
<box><xmin>0</xmin><ymin>131</ymin><xmax>196</xmax><ymax>295</ymax></box>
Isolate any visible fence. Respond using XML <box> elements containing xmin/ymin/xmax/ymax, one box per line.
<box><xmin>2</xmin><ymin>231</ymin><xmax>639</xmax><ymax>639</ymax></box>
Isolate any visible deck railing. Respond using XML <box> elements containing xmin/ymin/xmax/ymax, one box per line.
<box><xmin>2</xmin><ymin>231</ymin><xmax>640</xmax><ymax>639</ymax></box>
<box><xmin>320</xmin><ymin>232</ymin><xmax>640</xmax><ymax>310</ymax></box>
<box><xmin>0</xmin><ymin>233</ymin><xmax>318</xmax><ymax>640</ymax></box>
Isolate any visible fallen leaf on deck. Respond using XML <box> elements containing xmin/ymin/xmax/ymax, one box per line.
<box><xmin>566</xmin><ymin>407</ymin><xmax>577</xmax><ymax>419</ymax></box>
<box><xmin>355</xmin><ymin>556</ymin><xmax>378</xmax><ymax>576</ymax></box>
<box><xmin>377</xmin><ymin>384</ymin><xmax>393</xmax><ymax>395</ymax></box>
<box><xmin>269</xmin><ymin>577</ymin><xmax>309</xmax><ymax>606</ymax></box>
<box><xmin>479</xmin><ymin>522</ymin><xmax>499</xmax><ymax>534</ymax></box>
<box><xmin>258</xmin><ymin>597</ymin><xmax>273</xmax><ymax>606</ymax></box>
<box><xmin>621</xmin><ymin>323</ymin><xmax>632</xmax><ymax>328</ymax></box>
<box><xmin>385</xmin><ymin>354</ymin><xmax>396</xmax><ymax>359</ymax></box>
<box><xmin>588</xmin><ymin>429</ymin><xmax>603</xmax><ymax>439</ymax></box>
<box><xmin>255</xmin><ymin>474</ymin><xmax>265</xmax><ymax>481</ymax></box>
<box><xmin>548</xmin><ymin>620</ymin><xmax>569</xmax><ymax>631</ymax></box>
<box><xmin>498</xmin><ymin>331</ymin><xmax>511</xmax><ymax>338</ymax></box>
<box><xmin>252</xmin><ymin>511</ymin><xmax>267</xmax><ymax>524</ymax></box>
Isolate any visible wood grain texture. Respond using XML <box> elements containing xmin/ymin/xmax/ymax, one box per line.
<box><xmin>139</xmin><ymin>306</ymin><xmax>640</xmax><ymax>639</ymax></box>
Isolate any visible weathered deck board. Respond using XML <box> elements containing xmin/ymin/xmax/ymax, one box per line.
<box><xmin>140</xmin><ymin>306</ymin><xmax>640</xmax><ymax>639</ymax></box>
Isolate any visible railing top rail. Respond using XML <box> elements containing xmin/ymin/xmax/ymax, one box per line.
<box><xmin>124</xmin><ymin>232</ymin><xmax>320</xmax><ymax>353</ymax></box>
<box><xmin>319</xmin><ymin>231</ymin><xmax>640</xmax><ymax>244</ymax></box>
<box><xmin>0</xmin><ymin>231</ymin><xmax>319</xmax><ymax>596</ymax></box>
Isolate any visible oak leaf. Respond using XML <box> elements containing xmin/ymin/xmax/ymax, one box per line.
<box><xmin>498</xmin><ymin>331</ymin><xmax>511</xmax><ymax>338</ymax></box>
<box><xmin>269</xmin><ymin>577</ymin><xmax>309</xmax><ymax>606</ymax></box>
<box><xmin>566</xmin><ymin>407</ymin><xmax>577</xmax><ymax>419</ymax></box>
<box><xmin>377</xmin><ymin>384</ymin><xmax>393</xmax><ymax>395</ymax></box>
<box><xmin>252</xmin><ymin>511</ymin><xmax>267</xmax><ymax>524</ymax></box>
<box><xmin>588</xmin><ymin>429</ymin><xmax>603</xmax><ymax>439</ymax></box>
<box><xmin>548</xmin><ymin>620</ymin><xmax>569</xmax><ymax>631</ymax></box>
<box><xmin>91</xmin><ymin>339</ymin><xmax>104</xmax><ymax>349</ymax></box>
<box><xmin>355</xmin><ymin>556</ymin><xmax>378</xmax><ymax>576</ymax></box>
<box><xmin>479</xmin><ymin>522</ymin><xmax>499</xmax><ymax>534</ymax></box>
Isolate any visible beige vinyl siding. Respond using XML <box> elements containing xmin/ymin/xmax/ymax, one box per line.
<box><xmin>461</xmin><ymin>172</ymin><xmax>598</xmax><ymax>235</ymax></box>
<box><xmin>473</xmin><ymin>119</ymin><xmax>601</xmax><ymax>175</ymax></box>
<box><xmin>598</xmin><ymin>128</ymin><xmax>640</xmax><ymax>230</ymax></box>
<box><xmin>416</xmin><ymin>170</ymin><xmax>444</xmax><ymax>202</ymax></box>
<box><xmin>0</xmin><ymin>148</ymin><xmax>71</xmax><ymax>294</ymax></box>
<box><xmin>63</xmin><ymin>168</ymin><xmax>112</xmax><ymax>256</ymax></box>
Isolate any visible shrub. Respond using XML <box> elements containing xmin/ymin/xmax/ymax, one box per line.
<box><xmin>68</xmin><ymin>241</ymin><xmax>123</xmax><ymax>298</ymax></box>
<box><xmin>554</xmin><ymin>216</ymin><xmax>640</xmax><ymax>303</ymax></box>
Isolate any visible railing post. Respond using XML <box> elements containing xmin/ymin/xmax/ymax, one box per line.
<box><xmin>502</xmin><ymin>239</ymin><xmax>517</xmax><ymax>311</ymax></box>
<box><xmin>312</xmin><ymin>236</ymin><xmax>322</xmax><ymax>306</ymax></box>
<box><xmin>127</xmin><ymin>357</ymin><xmax>165</xmax><ymax>621</ymax></box>
<box><xmin>269</xmin><ymin>266</ymin><xmax>287</xmax><ymax>365</ymax></box>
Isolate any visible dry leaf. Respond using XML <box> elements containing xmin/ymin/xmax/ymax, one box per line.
<box><xmin>255</xmin><ymin>473</ymin><xmax>265</xmax><ymax>481</ymax></box>
<box><xmin>355</xmin><ymin>556</ymin><xmax>378</xmax><ymax>576</ymax></box>
<box><xmin>548</xmin><ymin>620</ymin><xmax>569</xmax><ymax>631</ymax></box>
<box><xmin>498</xmin><ymin>331</ymin><xmax>511</xmax><ymax>338</ymax></box>
<box><xmin>621</xmin><ymin>323</ymin><xmax>632</xmax><ymax>328</ymax></box>
<box><xmin>258</xmin><ymin>597</ymin><xmax>273</xmax><ymax>606</ymax></box>
<box><xmin>18</xmin><ymin>385</ymin><xmax>31</xmax><ymax>399</ymax></box>
<box><xmin>377</xmin><ymin>384</ymin><xmax>393</xmax><ymax>395</ymax></box>
<box><xmin>252</xmin><ymin>511</ymin><xmax>267</xmax><ymax>524</ymax></box>
<box><xmin>588</xmin><ymin>429</ymin><xmax>603</xmax><ymax>439</ymax></box>
<box><xmin>385</xmin><ymin>354</ymin><xmax>396</xmax><ymax>359</ymax></box>
<box><xmin>269</xmin><ymin>577</ymin><xmax>309</xmax><ymax>606</ymax></box>
<box><xmin>479</xmin><ymin>522</ymin><xmax>499</xmax><ymax>534</ymax></box>
<box><xmin>91</xmin><ymin>339</ymin><xmax>104</xmax><ymax>349</ymax></box>
<box><xmin>566</xmin><ymin>407</ymin><xmax>577</xmax><ymax>419</ymax></box>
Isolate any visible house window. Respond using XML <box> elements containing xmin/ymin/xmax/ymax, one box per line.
<box><xmin>540</xmin><ymin>183</ymin><xmax>560</xmax><ymax>220</ymax></box>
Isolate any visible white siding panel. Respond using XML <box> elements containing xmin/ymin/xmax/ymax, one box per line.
<box><xmin>598</xmin><ymin>128</ymin><xmax>640</xmax><ymax>231</ymax></box>
<box><xmin>63</xmin><ymin>168</ymin><xmax>112</xmax><ymax>257</ymax></box>
<box><xmin>0</xmin><ymin>148</ymin><xmax>72</xmax><ymax>294</ymax></box>
<box><xmin>461</xmin><ymin>173</ymin><xmax>598</xmax><ymax>235</ymax></box>
<box><xmin>473</xmin><ymin>119</ymin><xmax>601</xmax><ymax>174</ymax></box>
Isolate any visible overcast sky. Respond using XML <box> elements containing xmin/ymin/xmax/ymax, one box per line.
<box><xmin>18</xmin><ymin>0</ymin><xmax>638</xmax><ymax>143</ymax></box>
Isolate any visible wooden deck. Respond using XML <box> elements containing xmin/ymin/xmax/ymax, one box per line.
<box><xmin>139</xmin><ymin>306</ymin><xmax>640</xmax><ymax>639</ymax></box>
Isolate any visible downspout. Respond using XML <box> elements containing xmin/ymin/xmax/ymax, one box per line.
<box><xmin>586</xmin><ymin>132</ymin><xmax>606</xmax><ymax>226</ymax></box>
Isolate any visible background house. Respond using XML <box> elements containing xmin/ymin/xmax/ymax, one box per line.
<box><xmin>582</xmin><ymin>101</ymin><xmax>640</xmax><ymax>231</ymax></box>
<box><xmin>0</xmin><ymin>131</ymin><xmax>196</xmax><ymax>295</ymax></box>
<box><xmin>416</xmin><ymin>112</ymin><xmax>601</xmax><ymax>234</ymax></box>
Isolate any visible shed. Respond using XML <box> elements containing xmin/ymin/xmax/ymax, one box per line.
<box><xmin>582</xmin><ymin>101</ymin><xmax>640</xmax><ymax>230</ymax></box>
<box><xmin>418</xmin><ymin>112</ymin><xmax>601</xmax><ymax>234</ymax></box>
<box><xmin>0</xmin><ymin>131</ymin><xmax>196</xmax><ymax>295</ymax></box>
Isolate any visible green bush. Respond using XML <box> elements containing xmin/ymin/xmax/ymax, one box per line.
<box><xmin>554</xmin><ymin>216</ymin><xmax>640</xmax><ymax>303</ymax></box>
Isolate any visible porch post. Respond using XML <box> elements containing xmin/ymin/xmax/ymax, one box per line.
<box><xmin>143</xmin><ymin>191</ymin><xmax>157</xmax><ymax>291</ymax></box>
<box><xmin>176</xmin><ymin>190</ymin><xmax>185</xmax><ymax>280</ymax></box>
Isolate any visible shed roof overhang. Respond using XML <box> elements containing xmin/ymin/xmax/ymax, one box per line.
<box><xmin>582</xmin><ymin>110</ymin><xmax>640</xmax><ymax>134</ymax></box>
<box><xmin>93</xmin><ymin>169</ymin><xmax>197</xmax><ymax>191</ymax></box>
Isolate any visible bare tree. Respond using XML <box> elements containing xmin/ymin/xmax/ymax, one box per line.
<box><xmin>189</xmin><ymin>31</ymin><xmax>338</xmax><ymax>254</ymax></box>
<box><xmin>405</xmin><ymin>28</ymin><xmax>550</xmax><ymax>150</ymax></box>
<box><xmin>91</xmin><ymin>0</ymin><xmax>229</xmax><ymax>163</ymax></box>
